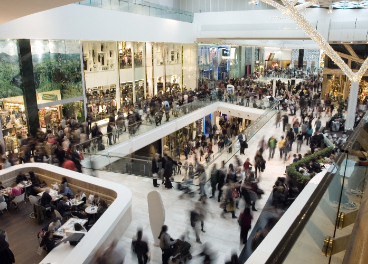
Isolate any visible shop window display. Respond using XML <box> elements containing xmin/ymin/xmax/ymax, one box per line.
<box><xmin>120</xmin><ymin>83</ymin><xmax>133</xmax><ymax>108</ymax></box>
<box><xmin>83</xmin><ymin>41</ymin><xmax>116</xmax><ymax>72</ymax></box>
<box><xmin>135</xmin><ymin>81</ymin><xmax>145</xmax><ymax>103</ymax></box>
<box><xmin>133</xmin><ymin>42</ymin><xmax>144</xmax><ymax>68</ymax></box>
<box><xmin>119</xmin><ymin>41</ymin><xmax>133</xmax><ymax>69</ymax></box>
<box><xmin>86</xmin><ymin>85</ymin><xmax>117</xmax><ymax>123</ymax></box>
<box><xmin>31</xmin><ymin>40</ymin><xmax>83</xmax><ymax>103</ymax></box>
<box><xmin>198</xmin><ymin>45</ymin><xmax>220</xmax><ymax>87</ymax></box>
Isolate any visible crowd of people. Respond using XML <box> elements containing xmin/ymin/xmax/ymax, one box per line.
<box><xmin>1</xmin><ymin>67</ymin><xmax>361</xmax><ymax>264</ymax></box>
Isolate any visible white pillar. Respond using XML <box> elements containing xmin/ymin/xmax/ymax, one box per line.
<box><xmin>345</xmin><ymin>82</ymin><xmax>359</xmax><ymax>130</ymax></box>
<box><xmin>80</xmin><ymin>41</ymin><xmax>88</xmax><ymax>121</ymax></box>
<box><xmin>273</xmin><ymin>79</ymin><xmax>276</xmax><ymax>97</ymax></box>
<box><xmin>116</xmin><ymin>42</ymin><xmax>121</xmax><ymax>110</ymax></box>
<box><xmin>132</xmin><ymin>43</ymin><xmax>136</xmax><ymax>103</ymax></box>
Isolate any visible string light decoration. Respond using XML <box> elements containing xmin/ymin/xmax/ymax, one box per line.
<box><xmin>254</xmin><ymin>0</ymin><xmax>368</xmax><ymax>83</ymax></box>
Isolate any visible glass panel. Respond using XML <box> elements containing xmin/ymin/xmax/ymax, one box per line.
<box><xmin>283</xmin><ymin>161</ymin><xmax>344</xmax><ymax>264</ymax></box>
<box><xmin>31</xmin><ymin>40</ymin><xmax>83</xmax><ymax>103</ymax></box>
<box><xmin>0</xmin><ymin>39</ymin><xmax>26</xmax><ymax>143</ymax></box>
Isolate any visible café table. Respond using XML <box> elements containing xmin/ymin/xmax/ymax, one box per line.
<box><xmin>38</xmin><ymin>189</ymin><xmax>63</xmax><ymax>202</ymax></box>
<box><xmin>85</xmin><ymin>205</ymin><xmax>98</xmax><ymax>222</ymax></box>
<box><xmin>18</xmin><ymin>181</ymin><xmax>32</xmax><ymax>199</ymax></box>
<box><xmin>53</xmin><ymin>218</ymin><xmax>88</xmax><ymax>237</ymax></box>
<box><xmin>70</xmin><ymin>198</ymin><xmax>84</xmax><ymax>207</ymax></box>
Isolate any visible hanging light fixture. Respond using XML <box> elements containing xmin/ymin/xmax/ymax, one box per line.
<box><xmin>328</xmin><ymin>1</ymin><xmax>333</xmax><ymax>14</ymax></box>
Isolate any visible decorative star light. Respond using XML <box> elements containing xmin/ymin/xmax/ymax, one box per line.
<box><xmin>251</xmin><ymin>0</ymin><xmax>368</xmax><ymax>83</ymax></box>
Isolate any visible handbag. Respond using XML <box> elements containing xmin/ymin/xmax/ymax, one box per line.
<box><xmin>244</xmin><ymin>141</ymin><xmax>248</xmax><ymax>148</ymax></box>
<box><xmin>232</xmin><ymin>189</ymin><xmax>239</xmax><ymax>198</ymax></box>
<box><xmin>152</xmin><ymin>173</ymin><xmax>158</xmax><ymax>179</ymax></box>
<box><xmin>37</xmin><ymin>246</ymin><xmax>45</xmax><ymax>256</ymax></box>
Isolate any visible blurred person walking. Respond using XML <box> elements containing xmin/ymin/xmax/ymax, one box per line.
<box><xmin>238</xmin><ymin>207</ymin><xmax>253</xmax><ymax>245</ymax></box>
<box><xmin>209</xmin><ymin>164</ymin><xmax>219</xmax><ymax>198</ymax></box>
<box><xmin>132</xmin><ymin>230</ymin><xmax>149</xmax><ymax>264</ymax></box>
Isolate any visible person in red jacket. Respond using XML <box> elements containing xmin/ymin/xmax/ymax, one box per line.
<box><xmin>62</xmin><ymin>156</ymin><xmax>76</xmax><ymax>171</ymax></box>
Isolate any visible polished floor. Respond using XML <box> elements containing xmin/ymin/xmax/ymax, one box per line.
<box><xmin>96</xmin><ymin>108</ymin><xmax>330</xmax><ymax>264</ymax></box>
<box><xmin>0</xmin><ymin>200</ymin><xmax>46</xmax><ymax>264</ymax></box>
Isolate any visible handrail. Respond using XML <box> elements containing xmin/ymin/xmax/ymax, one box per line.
<box><xmin>247</xmin><ymin>110</ymin><xmax>368</xmax><ymax>264</ymax></box>
<box><xmin>81</xmin><ymin>152</ymin><xmax>152</xmax><ymax>163</ymax></box>
<box><xmin>207</xmin><ymin>100</ymin><xmax>279</xmax><ymax>168</ymax></box>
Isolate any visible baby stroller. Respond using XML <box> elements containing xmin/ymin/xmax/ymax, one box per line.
<box><xmin>177</xmin><ymin>180</ymin><xmax>195</xmax><ymax>199</ymax></box>
<box><xmin>155</xmin><ymin>111</ymin><xmax>163</xmax><ymax>126</ymax></box>
<box><xmin>172</xmin><ymin>239</ymin><xmax>192</xmax><ymax>263</ymax></box>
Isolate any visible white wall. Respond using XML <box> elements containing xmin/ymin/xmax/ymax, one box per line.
<box><xmin>0</xmin><ymin>4</ymin><xmax>196</xmax><ymax>43</ymax></box>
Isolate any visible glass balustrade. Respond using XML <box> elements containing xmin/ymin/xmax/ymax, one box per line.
<box><xmin>76</xmin><ymin>0</ymin><xmax>194</xmax><ymax>23</ymax></box>
<box><xmin>258</xmin><ymin>112</ymin><xmax>368</xmax><ymax>264</ymax></box>
<box><xmin>77</xmin><ymin>97</ymin><xmax>277</xmax><ymax>159</ymax></box>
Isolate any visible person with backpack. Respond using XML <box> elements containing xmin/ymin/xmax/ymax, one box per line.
<box><xmin>209</xmin><ymin>164</ymin><xmax>219</xmax><ymax>198</ymax></box>
<box><xmin>239</xmin><ymin>207</ymin><xmax>253</xmax><ymax>245</ymax></box>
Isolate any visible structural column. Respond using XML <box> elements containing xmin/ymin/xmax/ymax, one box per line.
<box><xmin>251</xmin><ymin>47</ymin><xmax>255</xmax><ymax>74</ymax></box>
<box><xmin>80</xmin><ymin>41</ymin><xmax>88</xmax><ymax>121</ymax></box>
<box><xmin>345</xmin><ymin>82</ymin><xmax>359</xmax><ymax>130</ymax></box>
<box><xmin>273</xmin><ymin>79</ymin><xmax>276</xmax><ymax>97</ymax></box>
<box><xmin>115</xmin><ymin>42</ymin><xmax>121</xmax><ymax>110</ymax></box>
<box><xmin>18</xmin><ymin>39</ymin><xmax>39</xmax><ymax>137</ymax></box>
<box><xmin>132</xmin><ymin>43</ymin><xmax>136</xmax><ymax>103</ymax></box>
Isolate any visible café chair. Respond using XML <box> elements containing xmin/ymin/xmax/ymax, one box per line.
<box><xmin>29</xmin><ymin>195</ymin><xmax>40</xmax><ymax>219</ymax></box>
<box><xmin>0</xmin><ymin>202</ymin><xmax>9</xmax><ymax>216</ymax></box>
<box><xmin>12</xmin><ymin>193</ymin><xmax>26</xmax><ymax>209</ymax></box>
<box><xmin>54</xmin><ymin>209</ymin><xmax>63</xmax><ymax>220</ymax></box>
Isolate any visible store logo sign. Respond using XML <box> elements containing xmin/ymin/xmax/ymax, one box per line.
<box><xmin>42</xmin><ymin>94</ymin><xmax>58</xmax><ymax>101</ymax></box>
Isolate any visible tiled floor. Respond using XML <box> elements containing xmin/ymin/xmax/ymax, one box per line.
<box><xmin>94</xmin><ymin>108</ymin><xmax>330</xmax><ymax>264</ymax></box>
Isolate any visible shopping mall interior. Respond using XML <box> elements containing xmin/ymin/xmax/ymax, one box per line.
<box><xmin>0</xmin><ymin>1</ymin><xmax>368</xmax><ymax>264</ymax></box>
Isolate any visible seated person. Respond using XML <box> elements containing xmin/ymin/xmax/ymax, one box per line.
<box><xmin>15</xmin><ymin>172</ymin><xmax>28</xmax><ymax>184</ymax></box>
<box><xmin>40</xmin><ymin>188</ymin><xmax>56</xmax><ymax>211</ymax></box>
<box><xmin>42</xmin><ymin>231</ymin><xmax>62</xmax><ymax>253</ymax></box>
<box><xmin>58</xmin><ymin>184</ymin><xmax>74</xmax><ymax>199</ymax></box>
<box><xmin>91</xmin><ymin>194</ymin><xmax>100</xmax><ymax>206</ymax></box>
<box><xmin>97</xmin><ymin>199</ymin><xmax>108</xmax><ymax>219</ymax></box>
<box><xmin>29</xmin><ymin>171</ymin><xmax>47</xmax><ymax>194</ymax></box>
<box><xmin>61</xmin><ymin>177</ymin><xmax>68</xmax><ymax>188</ymax></box>
<box><xmin>298</xmin><ymin>163</ymin><xmax>308</xmax><ymax>173</ymax></box>
<box><xmin>0</xmin><ymin>181</ymin><xmax>5</xmax><ymax>190</ymax></box>
<box><xmin>299</xmin><ymin>169</ymin><xmax>310</xmax><ymax>177</ymax></box>
<box><xmin>0</xmin><ymin>194</ymin><xmax>5</xmax><ymax>203</ymax></box>
<box><xmin>9</xmin><ymin>182</ymin><xmax>23</xmax><ymax>197</ymax></box>
<box><xmin>57</xmin><ymin>196</ymin><xmax>72</xmax><ymax>217</ymax></box>
<box><xmin>306</xmin><ymin>161</ymin><xmax>314</xmax><ymax>173</ymax></box>
<box><xmin>71</xmin><ymin>205</ymin><xmax>88</xmax><ymax>219</ymax></box>
<box><xmin>48</xmin><ymin>218</ymin><xmax>61</xmax><ymax>232</ymax></box>
<box><xmin>312</xmin><ymin>158</ymin><xmax>322</xmax><ymax>173</ymax></box>
<box><xmin>317</xmin><ymin>155</ymin><xmax>325</xmax><ymax>164</ymax></box>
<box><xmin>74</xmin><ymin>223</ymin><xmax>87</xmax><ymax>232</ymax></box>
<box><xmin>75</xmin><ymin>190</ymin><xmax>87</xmax><ymax>205</ymax></box>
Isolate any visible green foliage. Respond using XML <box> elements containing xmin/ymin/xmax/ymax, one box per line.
<box><xmin>0</xmin><ymin>62</ymin><xmax>23</xmax><ymax>98</ymax></box>
<box><xmin>33</xmin><ymin>57</ymin><xmax>82</xmax><ymax>100</ymax></box>
<box><xmin>287</xmin><ymin>147</ymin><xmax>334</xmax><ymax>183</ymax></box>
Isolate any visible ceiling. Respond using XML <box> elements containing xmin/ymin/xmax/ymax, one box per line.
<box><xmin>0</xmin><ymin>0</ymin><xmax>80</xmax><ymax>25</ymax></box>
<box><xmin>299</xmin><ymin>0</ymin><xmax>368</xmax><ymax>8</ymax></box>
<box><xmin>196</xmin><ymin>39</ymin><xmax>319</xmax><ymax>49</ymax></box>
